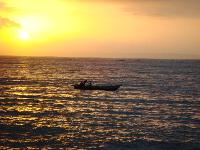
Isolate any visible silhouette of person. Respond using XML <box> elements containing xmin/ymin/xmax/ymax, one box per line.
<box><xmin>79</xmin><ymin>80</ymin><xmax>87</xmax><ymax>87</ymax></box>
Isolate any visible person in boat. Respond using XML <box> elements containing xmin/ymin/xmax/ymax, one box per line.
<box><xmin>79</xmin><ymin>80</ymin><xmax>87</xmax><ymax>87</ymax></box>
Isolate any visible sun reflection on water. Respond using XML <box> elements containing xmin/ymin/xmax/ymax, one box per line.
<box><xmin>0</xmin><ymin>57</ymin><xmax>200</xmax><ymax>149</ymax></box>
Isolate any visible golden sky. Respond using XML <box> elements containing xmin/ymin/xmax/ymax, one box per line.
<box><xmin>0</xmin><ymin>0</ymin><xmax>200</xmax><ymax>59</ymax></box>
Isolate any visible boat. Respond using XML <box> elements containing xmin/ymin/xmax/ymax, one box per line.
<box><xmin>73</xmin><ymin>84</ymin><xmax>121</xmax><ymax>91</ymax></box>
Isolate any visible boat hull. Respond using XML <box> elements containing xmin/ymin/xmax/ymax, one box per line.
<box><xmin>73</xmin><ymin>84</ymin><xmax>121</xmax><ymax>91</ymax></box>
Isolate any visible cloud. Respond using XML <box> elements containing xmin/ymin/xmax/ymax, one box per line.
<box><xmin>0</xmin><ymin>1</ymin><xmax>12</xmax><ymax>11</ymax></box>
<box><xmin>0</xmin><ymin>1</ymin><xmax>20</xmax><ymax>28</ymax></box>
<box><xmin>0</xmin><ymin>1</ymin><xmax>6</xmax><ymax>9</ymax></box>
<box><xmin>0</xmin><ymin>16</ymin><xmax>20</xmax><ymax>28</ymax></box>
<box><xmin>118</xmin><ymin>0</ymin><xmax>200</xmax><ymax>18</ymax></box>
<box><xmin>77</xmin><ymin>0</ymin><xmax>200</xmax><ymax>18</ymax></box>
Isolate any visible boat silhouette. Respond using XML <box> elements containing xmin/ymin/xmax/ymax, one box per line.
<box><xmin>73</xmin><ymin>82</ymin><xmax>121</xmax><ymax>91</ymax></box>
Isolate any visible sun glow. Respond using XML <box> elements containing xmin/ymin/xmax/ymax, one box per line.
<box><xmin>20</xmin><ymin>31</ymin><xmax>30</xmax><ymax>40</ymax></box>
<box><xmin>1</xmin><ymin>0</ymin><xmax>199</xmax><ymax>58</ymax></box>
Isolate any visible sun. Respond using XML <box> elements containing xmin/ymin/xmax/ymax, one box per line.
<box><xmin>20</xmin><ymin>31</ymin><xmax>30</xmax><ymax>40</ymax></box>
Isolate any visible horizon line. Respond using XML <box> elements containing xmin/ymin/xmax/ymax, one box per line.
<box><xmin>0</xmin><ymin>55</ymin><xmax>199</xmax><ymax>61</ymax></box>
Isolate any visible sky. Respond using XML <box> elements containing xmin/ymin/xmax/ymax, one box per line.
<box><xmin>0</xmin><ymin>0</ymin><xmax>200</xmax><ymax>59</ymax></box>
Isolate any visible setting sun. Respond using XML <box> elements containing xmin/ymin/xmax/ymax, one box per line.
<box><xmin>0</xmin><ymin>0</ymin><xmax>199</xmax><ymax>59</ymax></box>
<box><xmin>0</xmin><ymin>0</ymin><xmax>200</xmax><ymax>149</ymax></box>
<box><xmin>20</xmin><ymin>31</ymin><xmax>30</xmax><ymax>40</ymax></box>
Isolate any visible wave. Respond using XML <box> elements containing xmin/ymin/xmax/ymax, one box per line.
<box><xmin>99</xmin><ymin>141</ymin><xmax>200</xmax><ymax>150</ymax></box>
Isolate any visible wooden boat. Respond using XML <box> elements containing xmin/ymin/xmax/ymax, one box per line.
<box><xmin>73</xmin><ymin>84</ymin><xmax>121</xmax><ymax>91</ymax></box>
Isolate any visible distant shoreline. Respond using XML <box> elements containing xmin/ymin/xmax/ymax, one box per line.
<box><xmin>0</xmin><ymin>55</ymin><xmax>199</xmax><ymax>61</ymax></box>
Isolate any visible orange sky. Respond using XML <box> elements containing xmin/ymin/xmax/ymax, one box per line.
<box><xmin>0</xmin><ymin>0</ymin><xmax>200</xmax><ymax>59</ymax></box>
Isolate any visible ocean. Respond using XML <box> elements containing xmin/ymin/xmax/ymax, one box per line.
<box><xmin>0</xmin><ymin>56</ymin><xmax>200</xmax><ymax>149</ymax></box>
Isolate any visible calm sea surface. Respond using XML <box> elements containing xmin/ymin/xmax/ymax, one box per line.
<box><xmin>0</xmin><ymin>56</ymin><xmax>200</xmax><ymax>149</ymax></box>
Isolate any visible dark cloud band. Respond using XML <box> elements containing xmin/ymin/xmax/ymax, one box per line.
<box><xmin>76</xmin><ymin>0</ymin><xmax>200</xmax><ymax>18</ymax></box>
<box><xmin>122</xmin><ymin>0</ymin><xmax>200</xmax><ymax>18</ymax></box>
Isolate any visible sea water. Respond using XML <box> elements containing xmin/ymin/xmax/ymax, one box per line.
<box><xmin>0</xmin><ymin>56</ymin><xmax>200</xmax><ymax>149</ymax></box>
